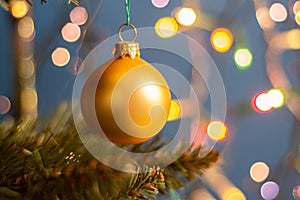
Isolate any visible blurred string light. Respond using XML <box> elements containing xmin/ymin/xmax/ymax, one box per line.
<box><xmin>151</xmin><ymin>0</ymin><xmax>169</xmax><ymax>8</ymax></box>
<box><xmin>293</xmin><ymin>185</ymin><xmax>300</xmax><ymax>199</ymax></box>
<box><xmin>0</xmin><ymin>96</ymin><xmax>11</xmax><ymax>115</ymax></box>
<box><xmin>207</xmin><ymin>120</ymin><xmax>227</xmax><ymax>141</ymax></box>
<box><xmin>269</xmin><ymin>29</ymin><xmax>300</xmax><ymax>50</ymax></box>
<box><xmin>167</xmin><ymin>100</ymin><xmax>181</xmax><ymax>121</ymax></box>
<box><xmin>61</xmin><ymin>23</ymin><xmax>81</xmax><ymax>42</ymax></box>
<box><xmin>10</xmin><ymin>0</ymin><xmax>29</xmax><ymax>19</ymax></box>
<box><xmin>155</xmin><ymin>17</ymin><xmax>178</xmax><ymax>38</ymax></box>
<box><xmin>260</xmin><ymin>181</ymin><xmax>279</xmax><ymax>200</ymax></box>
<box><xmin>250</xmin><ymin>162</ymin><xmax>269</xmax><ymax>182</ymax></box>
<box><xmin>234</xmin><ymin>48</ymin><xmax>252</xmax><ymax>69</ymax></box>
<box><xmin>175</xmin><ymin>7</ymin><xmax>197</xmax><ymax>26</ymax></box>
<box><xmin>256</xmin><ymin>7</ymin><xmax>275</xmax><ymax>30</ymax></box>
<box><xmin>70</xmin><ymin>6</ymin><xmax>88</xmax><ymax>25</ymax></box>
<box><xmin>210</xmin><ymin>28</ymin><xmax>233</xmax><ymax>53</ymax></box>
<box><xmin>202</xmin><ymin>167</ymin><xmax>246</xmax><ymax>200</ymax></box>
<box><xmin>51</xmin><ymin>47</ymin><xmax>70</xmax><ymax>67</ymax></box>
<box><xmin>18</xmin><ymin>16</ymin><xmax>35</xmax><ymax>41</ymax></box>
<box><xmin>189</xmin><ymin>189</ymin><xmax>216</xmax><ymax>200</ymax></box>
<box><xmin>269</xmin><ymin>3</ymin><xmax>288</xmax><ymax>22</ymax></box>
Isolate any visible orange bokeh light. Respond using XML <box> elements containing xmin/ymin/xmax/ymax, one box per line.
<box><xmin>51</xmin><ymin>47</ymin><xmax>70</xmax><ymax>67</ymax></box>
<box><xmin>210</xmin><ymin>28</ymin><xmax>233</xmax><ymax>53</ymax></box>
<box><xmin>250</xmin><ymin>162</ymin><xmax>269</xmax><ymax>182</ymax></box>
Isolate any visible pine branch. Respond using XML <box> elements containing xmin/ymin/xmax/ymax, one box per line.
<box><xmin>164</xmin><ymin>147</ymin><xmax>219</xmax><ymax>190</ymax></box>
<box><xmin>0</xmin><ymin>103</ymin><xmax>219</xmax><ymax>199</ymax></box>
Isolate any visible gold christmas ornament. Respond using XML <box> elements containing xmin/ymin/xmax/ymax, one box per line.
<box><xmin>94</xmin><ymin>24</ymin><xmax>171</xmax><ymax>145</ymax></box>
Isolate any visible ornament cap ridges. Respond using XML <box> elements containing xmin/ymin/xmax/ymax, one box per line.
<box><xmin>114</xmin><ymin>41</ymin><xmax>140</xmax><ymax>59</ymax></box>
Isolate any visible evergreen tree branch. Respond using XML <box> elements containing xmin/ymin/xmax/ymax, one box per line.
<box><xmin>0</xmin><ymin>104</ymin><xmax>219</xmax><ymax>199</ymax></box>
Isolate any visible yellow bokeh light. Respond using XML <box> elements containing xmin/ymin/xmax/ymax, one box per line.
<box><xmin>18</xmin><ymin>16</ymin><xmax>34</xmax><ymax>40</ymax></box>
<box><xmin>176</xmin><ymin>7</ymin><xmax>197</xmax><ymax>26</ymax></box>
<box><xmin>167</xmin><ymin>100</ymin><xmax>181</xmax><ymax>121</ymax></box>
<box><xmin>10</xmin><ymin>0</ymin><xmax>28</xmax><ymax>19</ymax></box>
<box><xmin>250</xmin><ymin>162</ymin><xmax>269</xmax><ymax>182</ymax></box>
<box><xmin>294</xmin><ymin>1</ymin><xmax>300</xmax><ymax>15</ymax></box>
<box><xmin>269</xmin><ymin>3</ymin><xmax>287</xmax><ymax>22</ymax></box>
<box><xmin>21</xmin><ymin>88</ymin><xmax>38</xmax><ymax>112</ymax></box>
<box><xmin>223</xmin><ymin>188</ymin><xmax>246</xmax><ymax>200</ymax></box>
<box><xmin>267</xmin><ymin>89</ymin><xmax>285</xmax><ymax>108</ymax></box>
<box><xmin>61</xmin><ymin>23</ymin><xmax>81</xmax><ymax>42</ymax></box>
<box><xmin>287</xmin><ymin>29</ymin><xmax>300</xmax><ymax>49</ymax></box>
<box><xmin>295</xmin><ymin>10</ymin><xmax>300</xmax><ymax>26</ymax></box>
<box><xmin>51</xmin><ymin>47</ymin><xmax>70</xmax><ymax>67</ymax></box>
<box><xmin>207</xmin><ymin>120</ymin><xmax>227</xmax><ymax>141</ymax></box>
<box><xmin>256</xmin><ymin>7</ymin><xmax>275</xmax><ymax>30</ymax></box>
<box><xmin>155</xmin><ymin>17</ymin><xmax>178</xmax><ymax>38</ymax></box>
<box><xmin>210</xmin><ymin>28</ymin><xmax>233</xmax><ymax>53</ymax></box>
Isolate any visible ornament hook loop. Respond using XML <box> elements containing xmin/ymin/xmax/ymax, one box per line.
<box><xmin>118</xmin><ymin>23</ymin><xmax>137</xmax><ymax>42</ymax></box>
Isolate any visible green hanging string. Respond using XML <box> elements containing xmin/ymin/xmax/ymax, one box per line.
<box><xmin>125</xmin><ymin>0</ymin><xmax>130</xmax><ymax>25</ymax></box>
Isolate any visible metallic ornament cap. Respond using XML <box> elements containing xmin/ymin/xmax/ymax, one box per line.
<box><xmin>114</xmin><ymin>41</ymin><xmax>140</xmax><ymax>59</ymax></box>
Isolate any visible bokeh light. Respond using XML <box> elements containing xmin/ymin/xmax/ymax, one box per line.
<box><xmin>70</xmin><ymin>7</ymin><xmax>88</xmax><ymax>25</ymax></box>
<box><xmin>18</xmin><ymin>16</ymin><xmax>35</xmax><ymax>41</ymax></box>
<box><xmin>234</xmin><ymin>48</ymin><xmax>253</xmax><ymax>69</ymax></box>
<box><xmin>155</xmin><ymin>17</ymin><xmax>178</xmax><ymax>38</ymax></box>
<box><xmin>61</xmin><ymin>23</ymin><xmax>81</xmax><ymax>42</ymax></box>
<box><xmin>295</xmin><ymin>10</ymin><xmax>300</xmax><ymax>25</ymax></box>
<box><xmin>293</xmin><ymin>1</ymin><xmax>300</xmax><ymax>14</ymax></box>
<box><xmin>267</xmin><ymin>89</ymin><xmax>285</xmax><ymax>108</ymax></box>
<box><xmin>151</xmin><ymin>0</ymin><xmax>169</xmax><ymax>8</ymax></box>
<box><xmin>287</xmin><ymin>29</ymin><xmax>300</xmax><ymax>49</ymax></box>
<box><xmin>51</xmin><ymin>47</ymin><xmax>70</xmax><ymax>67</ymax></box>
<box><xmin>0</xmin><ymin>96</ymin><xmax>11</xmax><ymax>115</ymax></box>
<box><xmin>250</xmin><ymin>162</ymin><xmax>270</xmax><ymax>182</ymax></box>
<box><xmin>210</xmin><ymin>28</ymin><xmax>233</xmax><ymax>53</ymax></box>
<box><xmin>256</xmin><ymin>7</ymin><xmax>275</xmax><ymax>30</ymax></box>
<box><xmin>19</xmin><ymin>60</ymin><xmax>35</xmax><ymax>79</ymax></box>
<box><xmin>21</xmin><ymin>88</ymin><xmax>38</xmax><ymax>113</ymax></box>
<box><xmin>167</xmin><ymin>100</ymin><xmax>181</xmax><ymax>121</ymax></box>
<box><xmin>10</xmin><ymin>0</ymin><xmax>28</xmax><ymax>19</ymax></box>
<box><xmin>260</xmin><ymin>181</ymin><xmax>279</xmax><ymax>200</ymax></box>
<box><xmin>223</xmin><ymin>187</ymin><xmax>246</xmax><ymax>200</ymax></box>
<box><xmin>293</xmin><ymin>185</ymin><xmax>300</xmax><ymax>199</ymax></box>
<box><xmin>176</xmin><ymin>7</ymin><xmax>197</xmax><ymax>26</ymax></box>
<box><xmin>253</xmin><ymin>92</ymin><xmax>273</xmax><ymax>113</ymax></box>
<box><xmin>207</xmin><ymin>120</ymin><xmax>227</xmax><ymax>141</ymax></box>
<box><xmin>269</xmin><ymin>3</ymin><xmax>288</xmax><ymax>22</ymax></box>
